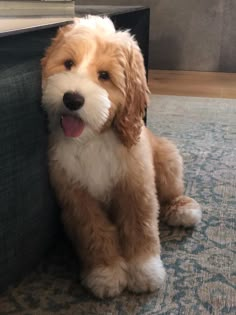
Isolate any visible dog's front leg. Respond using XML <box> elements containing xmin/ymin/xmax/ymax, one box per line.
<box><xmin>112</xmin><ymin>178</ymin><xmax>166</xmax><ymax>293</ymax></box>
<box><xmin>52</xmin><ymin>173</ymin><xmax>127</xmax><ymax>298</ymax></box>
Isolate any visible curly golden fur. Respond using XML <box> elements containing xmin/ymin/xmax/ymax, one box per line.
<box><xmin>41</xmin><ymin>16</ymin><xmax>201</xmax><ymax>298</ymax></box>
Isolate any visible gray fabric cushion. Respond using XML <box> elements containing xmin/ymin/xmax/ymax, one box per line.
<box><xmin>0</xmin><ymin>59</ymin><xmax>59</xmax><ymax>291</ymax></box>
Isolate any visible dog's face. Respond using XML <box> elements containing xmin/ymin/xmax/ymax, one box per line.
<box><xmin>41</xmin><ymin>16</ymin><xmax>149</xmax><ymax>147</ymax></box>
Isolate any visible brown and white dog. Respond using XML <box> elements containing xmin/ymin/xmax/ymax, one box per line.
<box><xmin>41</xmin><ymin>16</ymin><xmax>201</xmax><ymax>298</ymax></box>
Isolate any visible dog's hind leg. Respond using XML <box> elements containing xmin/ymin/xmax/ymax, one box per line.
<box><xmin>148</xmin><ymin>130</ymin><xmax>202</xmax><ymax>227</ymax></box>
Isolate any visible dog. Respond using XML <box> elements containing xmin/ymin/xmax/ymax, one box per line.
<box><xmin>41</xmin><ymin>15</ymin><xmax>201</xmax><ymax>298</ymax></box>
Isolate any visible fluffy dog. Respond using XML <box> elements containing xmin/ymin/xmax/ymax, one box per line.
<box><xmin>41</xmin><ymin>16</ymin><xmax>201</xmax><ymax>298</ymax></box>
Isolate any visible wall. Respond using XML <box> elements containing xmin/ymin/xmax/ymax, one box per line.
<box><xmin>77</xmin><ymin>0</ymin><xmax>236</xmax><ymax>72</ymax></box>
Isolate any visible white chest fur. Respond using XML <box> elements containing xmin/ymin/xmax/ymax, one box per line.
<box><xmin>51</xmin><ymin>130</ymin><xmax>127</xmax><ymax>201</ymax></box>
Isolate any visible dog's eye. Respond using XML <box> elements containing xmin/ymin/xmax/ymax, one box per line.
<box><xmin>64</xmin><ymin>59</ymin><xmax>74</xmax><ymax>70</ymax></box>
<box><xmin>98</xmin><ymin>71</ymin><xmax>110</xmax><ymax>81</ymax></box>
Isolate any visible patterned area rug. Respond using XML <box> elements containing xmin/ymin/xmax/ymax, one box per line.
<box><xmin>0</xmin><ymin>95</ymin><xmax>235</xmax><ymax>315</ymax></box>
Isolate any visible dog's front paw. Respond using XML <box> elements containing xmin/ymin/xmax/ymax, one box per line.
<box><xmin>81</xmin><ymin>259</ymin><xmax>127</xmax><ymax>298</ymax></box>
<box><xmin>127</xmin><ymin>255</ymin><xmax>166</xmax><ymax>293</ymax></box>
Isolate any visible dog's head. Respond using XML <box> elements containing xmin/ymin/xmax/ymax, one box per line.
<box><xmin>41</xmin><ymin>15</ymin><xmax>149</xmax><ymax>147</ymax></box>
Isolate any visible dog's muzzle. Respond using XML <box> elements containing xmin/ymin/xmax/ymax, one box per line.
<box><xmin>60</xmin><ymin>91</ymin><xmax>86</xmax><ymax>138</ymax></box>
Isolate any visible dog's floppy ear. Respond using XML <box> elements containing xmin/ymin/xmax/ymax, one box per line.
<box><xmin>41</xmin><ymin>22</ymin><xmax>74</xmax><ymax>76</ymax></box>
<box><xmin>113</xmin><ymin>35</ymin><xmax>149</xmax><ymax>148</ymax></box>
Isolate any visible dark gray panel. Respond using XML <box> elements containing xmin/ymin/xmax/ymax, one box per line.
<box><xmin>151</xmin><ymin>0</ymin><xmax>195</xmax><ymax>70</ymax></box>
<box><xmin>181</xmin><ymin>0</ymin><xmax>224</xmax><ymax>71</ymax></box>
<box><xmin>219</xmin><ymin>0</ymin><xmax>236</xmax><ymax>72</ymax></box>
<box><xmin>152</xmin><ymin>0</ymin><xmax>224</xmax><ymax>71</ymax></box>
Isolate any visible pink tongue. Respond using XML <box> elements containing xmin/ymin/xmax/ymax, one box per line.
<box><xmin>61</xmin><ymin>115</ymin><xmax>85</xmax><ymax>137</ymax></box>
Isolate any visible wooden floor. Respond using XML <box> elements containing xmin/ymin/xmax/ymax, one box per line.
<box><xmin>148</xmin><ymin>70</ymin><xmax>236</xmax><ymax>99</ymax></box>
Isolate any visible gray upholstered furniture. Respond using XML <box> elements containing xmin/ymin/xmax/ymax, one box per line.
<box><xmin>0</xmin><ymin>27</ymin><xmax>64</xmax><ymax>292</ymax></box>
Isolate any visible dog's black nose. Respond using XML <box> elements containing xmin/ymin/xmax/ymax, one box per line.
<box><xmin>63</xmin><ymin>92</ymin><xmax>85</xmax><ymax>111</ymax></box>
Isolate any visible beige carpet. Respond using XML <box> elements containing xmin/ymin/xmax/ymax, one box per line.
<box><xmin>0</xmin><ymin>95</ymin><xmax>235</xmax><ymax>315</ymax></box>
